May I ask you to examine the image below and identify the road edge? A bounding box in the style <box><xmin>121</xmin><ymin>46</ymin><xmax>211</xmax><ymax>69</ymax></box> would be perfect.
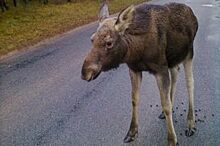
<box><xmin>0</xmin><ymin>20</ymin><xmax>99</xmax><ymax>62</ymax></box>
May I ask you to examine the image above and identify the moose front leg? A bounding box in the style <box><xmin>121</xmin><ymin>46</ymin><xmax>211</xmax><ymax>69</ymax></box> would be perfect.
<box><xmin>124</xmin><ymin>69</ymin><xmax>142</xmax><ymax>143</ymax></box>
<box><xmin>155</xmin><ymin>70</ymin><xmax>177</xmax><ymax>146</ymax></box>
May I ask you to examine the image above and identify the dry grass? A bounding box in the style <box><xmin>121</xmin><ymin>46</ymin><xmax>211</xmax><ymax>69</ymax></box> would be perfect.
<box><xmin>0</xmin><ymin>0</ymin><xmax>146</xmax><ymax>56</ymax></box>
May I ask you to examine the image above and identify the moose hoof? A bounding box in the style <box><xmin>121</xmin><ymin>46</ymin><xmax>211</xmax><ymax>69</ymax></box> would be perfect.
<box><xmin>123</xmin><ymin>130</ymin><xmax>138</xmax><ymax>143</ymax></box>
<box><xmin>158</xmin><ymin>112</ymin><xmax>166</xmax><ymax>119</ymax></box>
<box><xmin>168</xmin><ymin>139</ymin><xmax>178</xmax><ymax>146</ymax></box>
<box><xmin>185</xmin><ymin>127</ymin><xmax>196</xmax><ymax>137</ymax></box>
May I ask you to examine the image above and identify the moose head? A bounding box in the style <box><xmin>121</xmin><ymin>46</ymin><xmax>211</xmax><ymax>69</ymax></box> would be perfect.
<box><xmin>81</xmin><ymin>0</ymin><xmax>135</xmax><ymax>81</ymax></box>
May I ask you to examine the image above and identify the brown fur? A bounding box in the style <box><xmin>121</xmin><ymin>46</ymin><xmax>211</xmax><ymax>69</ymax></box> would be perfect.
<box><xmin>81</xmin><ymin>2</ymin><xmax>198</xmax><ymax>146</ymax></box>
<box><xmin>122</xmin><ymin>3</ymin><xmax>198</xmax><ymax>73</ymax></box>
<box><xmin>82</xmin><ymin>2</ymin><xmax>198</xmax><ymax>77</ymax></box>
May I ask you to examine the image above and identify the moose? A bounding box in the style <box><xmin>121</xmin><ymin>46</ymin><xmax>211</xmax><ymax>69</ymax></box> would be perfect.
<box><xmin>81</xmin><ymin>1</ymin><xmax>198</xmax><ymax>146</ymax></box>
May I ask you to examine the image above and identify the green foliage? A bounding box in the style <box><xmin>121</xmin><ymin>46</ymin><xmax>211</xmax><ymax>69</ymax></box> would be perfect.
<box><xmin>0</xmin><ymin>0</ymin><xmax>146</xmax><ymax>56</ymax></box>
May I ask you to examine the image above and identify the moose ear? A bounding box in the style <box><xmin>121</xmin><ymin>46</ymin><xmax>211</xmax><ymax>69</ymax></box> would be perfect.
<box><xmin>115</xmin><ymin>5</ymin><xmax>135</xmax><ymax>34</ymax></box>
<box><xmin>99</xmin><ymin>0</ymin><xmax>109</xmax><ymax>22</ymax></box>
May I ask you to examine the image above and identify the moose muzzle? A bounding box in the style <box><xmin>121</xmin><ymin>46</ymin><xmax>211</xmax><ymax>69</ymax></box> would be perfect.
<box><xmin>81</xmin><ymin>60</ymin><xmax>101</xmax><ymax>82</ymax></box>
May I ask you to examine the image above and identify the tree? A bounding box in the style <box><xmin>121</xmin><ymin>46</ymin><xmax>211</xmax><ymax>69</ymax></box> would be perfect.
<box><xmin>0</xmin><ymin>0</ymin><xmax>9</xmax><ymax>12</ymax></box>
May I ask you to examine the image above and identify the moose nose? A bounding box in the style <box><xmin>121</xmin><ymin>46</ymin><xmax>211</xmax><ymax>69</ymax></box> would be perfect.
<box><xmin>81</xmin><ymin>65</ymin><xmax>91</xmax><ymax>81</ymax></box>
<box><xmin>81</xmin><ymin>71</ymin><xmax>87</xmax><ymax>80</ymax></box>
<box><xmin>81</xmin><ymin>68</ymin><xmax>92</xmax><ymax>81</ymax></box>
<box><xmin>81</xmin><ymin>63</ymin><xmax>101</xmax><ymax>82</ymax></box>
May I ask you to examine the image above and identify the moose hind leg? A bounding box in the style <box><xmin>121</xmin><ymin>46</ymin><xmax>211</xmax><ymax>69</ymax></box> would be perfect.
<box><xmin>155</xmin><ymin>70</ymin><xmax>177</xmax><ymax>146</ymax></box>
<box><xmin>124</xmin><ymin>69</ymin><xmax>142</xmax><ymax>143</ymax></box>
<box><xmin>159</xmin><ymin>67</ymin><xmax>179</xmax><ymax>119</ymax></box>
<box><xmin>183</xmin><ymin>58</ymin><xmax>196</xmax><ymax>137</ymax></box>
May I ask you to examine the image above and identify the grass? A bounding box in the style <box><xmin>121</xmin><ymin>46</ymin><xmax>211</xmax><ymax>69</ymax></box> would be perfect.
<box><xmin>0</xmin><ymin>0</ymin><xmax>146</xmax><ymax>57</ymax></box>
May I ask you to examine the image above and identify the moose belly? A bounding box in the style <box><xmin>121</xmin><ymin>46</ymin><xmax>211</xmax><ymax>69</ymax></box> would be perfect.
<box><xmin>128</xmin><ymin>61</ymin><xmax>161</xmax><ymax>74</ymax></box>
<box><xmin>166</xmin><ymin>46</ymin><xmax>190</xmax><ymax>68</ymax></box>
<box><xmin>166</xmin><ymin>33</ymin><xmax>192</xmax><ymax>68</ymax></box>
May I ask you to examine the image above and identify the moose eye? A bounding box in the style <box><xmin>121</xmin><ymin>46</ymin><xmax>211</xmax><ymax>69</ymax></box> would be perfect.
<box><xmin>106</xmin><ymin>41</ymin><xmax>113</xmax><ymax>49</ymax></box>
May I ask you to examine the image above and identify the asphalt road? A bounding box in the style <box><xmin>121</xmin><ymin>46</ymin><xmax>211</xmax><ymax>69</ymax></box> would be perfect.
<box><xmin>0</xmin><ymin>0</ymin><xmax>220</xmax><ymax>146</ymax></box>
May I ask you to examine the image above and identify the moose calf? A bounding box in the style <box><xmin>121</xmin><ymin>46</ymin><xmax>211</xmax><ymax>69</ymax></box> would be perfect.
<box><xmin>81</xmin><ymin>1</ymin><xmax>198</xmax><ymax>146</ymax></box>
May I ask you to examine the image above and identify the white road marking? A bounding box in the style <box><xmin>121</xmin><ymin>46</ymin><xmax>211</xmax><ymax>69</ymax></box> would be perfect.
<box><xmin>202</xmin><ymin>4</ymin><xmax>214</xmax><ymax>7</ymax></box>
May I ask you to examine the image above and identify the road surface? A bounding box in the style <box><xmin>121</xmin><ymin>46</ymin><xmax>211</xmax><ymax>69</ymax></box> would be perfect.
<box><xmin>0</xmin><ymin>0</ymin><xmax>220</xmax><ymax>145</ymax></box>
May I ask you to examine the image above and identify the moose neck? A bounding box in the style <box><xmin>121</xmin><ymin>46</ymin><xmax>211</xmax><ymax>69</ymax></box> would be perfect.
<box><xmin>120</xmin><ymin>33</ymin><xmax>144</xmax><ymax>64</ymax></box>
